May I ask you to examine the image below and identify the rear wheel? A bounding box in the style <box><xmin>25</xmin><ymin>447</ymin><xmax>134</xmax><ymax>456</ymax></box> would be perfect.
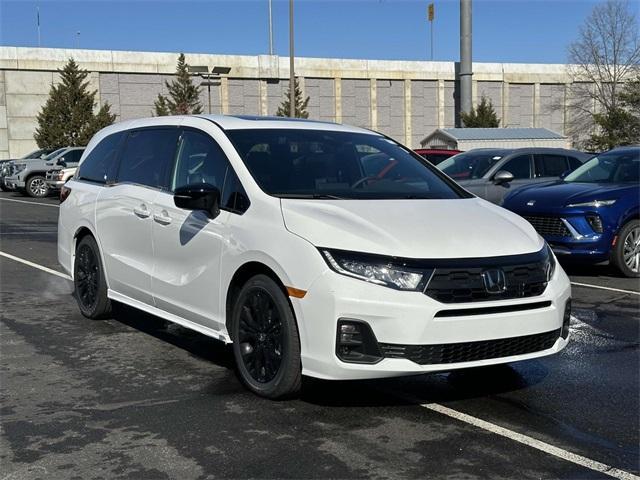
<box><xmin>231</xmin><ymin>274</ymin><xmax>301</xmax><ymax>399</ymax></box>
<box><xmin>612</xmin><ymin>220</ymin><xmax>640</xmax><ymax>278</ymax></box>
<box><xmin>26</xmin><ymin>175</ymin><xmax>49</xmax><ymax>198</ymax></box>
<box><xmin>74</xmin><ymin>235</ymin><xmax>112</xmax><ymax>318</ymax></box>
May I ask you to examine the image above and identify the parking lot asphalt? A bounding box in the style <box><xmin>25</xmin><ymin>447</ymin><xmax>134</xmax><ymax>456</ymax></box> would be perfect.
<box><xmin>1</xmin><ymin>190</ymin><xmax>638</xmax><ymax>480</ymax></box>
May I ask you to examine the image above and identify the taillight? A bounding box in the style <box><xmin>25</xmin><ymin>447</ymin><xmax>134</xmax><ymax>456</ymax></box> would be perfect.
<box><xmin>60</xmin><ymin>185</ymin><xmax>72</xmax><ymax>203</ymax></box>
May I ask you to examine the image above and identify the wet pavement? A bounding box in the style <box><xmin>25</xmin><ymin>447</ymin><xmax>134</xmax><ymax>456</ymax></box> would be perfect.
<box><xmin>1</xmin><ymin>191</ymin><xmax>638</xmax><ymax>479</ymax></box>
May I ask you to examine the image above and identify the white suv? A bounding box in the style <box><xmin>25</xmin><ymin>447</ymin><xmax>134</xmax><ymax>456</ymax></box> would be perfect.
<box><xmin>58</xmin><ymin>115</ymin><xmax>571</xmax><ymax>398</ymax></box>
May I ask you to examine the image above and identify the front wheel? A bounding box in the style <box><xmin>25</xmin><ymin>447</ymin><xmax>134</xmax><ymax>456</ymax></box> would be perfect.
<box><xmin>231</xmin><ymin>274</ymin><xmax>301</xmax><ymax>399</ymax></box>
<box><xmin>612</xmin><ymin>220</ymin><xmax>640</xmax><ymax>277</ymax></box>
<box><xmin>74</xmin><ymin>235</ymin><xmax>112</xmax><ymax>318</ymax></box>
<box><xmin>26</xmin><ymin>175</ymin><xmax>49</xmax><ymax>198</ymax></box>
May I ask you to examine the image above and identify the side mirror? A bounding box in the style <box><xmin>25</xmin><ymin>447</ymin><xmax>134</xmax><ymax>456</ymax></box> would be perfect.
<box><xmin>493</xmin><ymin>170</ymin><xmax>514</xmax><ymax>185</ymax></box>
<box><xmin>174</xmin><ymin>184</ymin><xmax>221</xmax><ymax>218</ymax></box>
<box><xmin>58</xmin><ymin>161</ymin><xmax>68</xmax><ymax>168</ymax></box>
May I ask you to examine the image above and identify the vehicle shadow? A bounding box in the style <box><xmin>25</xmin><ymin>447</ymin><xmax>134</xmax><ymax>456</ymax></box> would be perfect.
<box><xmin>560</xmin><ymin>260</ymin><xmax>623</xmax><ymax>279</ymax></box>
<box><xmin>109</xmin><ymin>301</ymin><xmax>548</xmax><ymax>407</ymax></box>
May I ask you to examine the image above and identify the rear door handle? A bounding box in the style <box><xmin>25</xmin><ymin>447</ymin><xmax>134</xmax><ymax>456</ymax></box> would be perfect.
<box><xmin>133</xmin><ymin>204</ymin><xmax>150</xmax><ymax>218</ymax></box>
<box><xmin>153</xmin><ymin>210</ymin><xmax>172</xmax><ymax>225</ymax></box>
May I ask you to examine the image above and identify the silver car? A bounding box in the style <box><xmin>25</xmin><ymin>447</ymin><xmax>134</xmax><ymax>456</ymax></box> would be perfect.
<box><xmin>4</xmin><ymin>147</ymin><xmax>85</xmax><ymax>198</ymax></box>
<box><xmin>437</xmin><ymin>147</ymin><xmax>592</xmax><ymax>204</ymax></box>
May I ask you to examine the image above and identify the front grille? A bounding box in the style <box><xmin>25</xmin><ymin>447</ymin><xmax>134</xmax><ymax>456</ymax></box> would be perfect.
<box><xmin>524</xmin><ymin>216</ymin><xmax>570</xmax><ymax>237</ymax></box>
<box><xmin>425</xmin><ymin>262</ymin><xmax>548</xmax><ymax>303</ymax></box>
<box><xmin>379</xmin><ymin>329</ymin><xmax>560</xmax><ymax>365</ymax></box>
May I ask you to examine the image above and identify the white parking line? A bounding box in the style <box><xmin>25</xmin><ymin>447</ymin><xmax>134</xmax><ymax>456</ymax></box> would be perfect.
<box><xmin>423</xmin><ymin>403</ymin><xmax>640</xmax><ymax>480</ymax></box>
<box><xmin>2</xmin><ymin>250</ymin><xmax>638</xmax><ymax>480</ymax></box>
<box><xmin>571</xmin><ymin>282</ymin><xmax>639</xmax><ymax>296</ymax></box>
<box><xmin>0</xmin><ymin>197</ymin><xmax>59</xmax><ymax>207</ymax></box>
<box><xmin>0</xmin><ymin>251</ymin><xmax>71</xmax><ymax>280</ymax></box>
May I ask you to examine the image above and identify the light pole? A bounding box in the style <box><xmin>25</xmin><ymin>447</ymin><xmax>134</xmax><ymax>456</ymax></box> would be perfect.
<box><xmin>289</xmin><ymin>0</ymin><xmax>295</xmax><ymax>117</ymax></box>
<box><xmin>189</xmin><ymin>65</ymin><xmax>231</xmax><ymax>115</ymax></box>
<box><xmin>268</xmin><ymin>0</ymin><xmax>274</xmax><ymax>55</ymax></box>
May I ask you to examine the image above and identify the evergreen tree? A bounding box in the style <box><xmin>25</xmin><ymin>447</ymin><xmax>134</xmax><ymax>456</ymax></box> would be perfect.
<box><xmin>153</xmin><ymin>94</ymin><xmax>170</xmax><ymax>116</ymax></box>
<box><xmin>460</xmin><ymin>96</ymin><xmax>500</xmax><ymax>128</ymax></box>
<box><xmin>34</xmin><ymin>58</ymin><xmax>115</xmax><ymax>148</ymax></box>
<box><xmin>154</xmin><ymin>53</ymin><xmax>203</xmax><ymax>116</ymax></box>
<box><xmin>276</xmin><ymin>78</ymin><xmax>309</xmax><ymax>118</ymax></box>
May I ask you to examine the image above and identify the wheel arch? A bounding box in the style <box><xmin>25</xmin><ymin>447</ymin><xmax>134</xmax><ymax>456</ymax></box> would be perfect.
<box><xmin>71</xmin><ymin>225</ymin><xmax>110</xmax><ymax>288</ymax></box>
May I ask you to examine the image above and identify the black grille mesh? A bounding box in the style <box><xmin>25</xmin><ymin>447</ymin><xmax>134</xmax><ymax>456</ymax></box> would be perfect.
<box><xmin>379</xmin><ymin>329</ymin><xmax>560</xmax><ymax>365</ymax></box>
<box><xmin>425</xmin><ymin>262</ymin><xmax>548</xmax><ymax>303</ymax></box>
<box><xmin>523</xmin><ymin>216</ymin><xmax>571</xmax><ymax>237</ymax></box>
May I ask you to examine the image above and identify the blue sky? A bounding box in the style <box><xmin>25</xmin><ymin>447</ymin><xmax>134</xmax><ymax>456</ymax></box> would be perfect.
<box><xmin>0</xmin><ymin>0</ymin><xmax>604</xmax><ymax>63</ymax></box>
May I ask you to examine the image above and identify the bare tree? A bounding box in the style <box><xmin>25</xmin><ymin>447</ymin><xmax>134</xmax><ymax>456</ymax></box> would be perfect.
<box><xmin>566</xmin><ymin>0</ymin><xmax>640</xmax><ymax>149</ymax></box>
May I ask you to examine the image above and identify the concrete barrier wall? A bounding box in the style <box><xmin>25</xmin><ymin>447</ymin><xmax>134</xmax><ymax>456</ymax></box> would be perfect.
<box><xmin>0</xmin><ymin>47</ymin><xmax>577</xmax><ymax>159</ymax></box>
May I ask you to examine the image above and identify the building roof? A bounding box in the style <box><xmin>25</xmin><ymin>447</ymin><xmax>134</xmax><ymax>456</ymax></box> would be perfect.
<box><xmin>434</xmin><ymin>128</ymin><xmax>566</xmax><ymax>142</ymax></box>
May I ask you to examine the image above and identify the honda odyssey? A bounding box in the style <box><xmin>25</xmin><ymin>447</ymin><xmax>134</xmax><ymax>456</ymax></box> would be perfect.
<box><xmin>58</xmin><ymin>115</ymin><xmax>571</xmax><ymax>399</ymax></box>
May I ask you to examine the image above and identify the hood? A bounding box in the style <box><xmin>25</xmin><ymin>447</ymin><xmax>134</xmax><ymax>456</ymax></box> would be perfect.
<box><xmin>504</xmin><ymin>181</ymin><xmax>635</xmax><ymax>210</ymax></box>
<box><xmin>281</xmin><ymin>198</ymin><xmax>543</xmax><ymax>259</ymax></box>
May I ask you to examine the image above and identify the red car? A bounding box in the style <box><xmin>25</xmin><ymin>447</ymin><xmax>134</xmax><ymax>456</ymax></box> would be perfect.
<box><xmin>414</xmin><ymin>148</ymin><xmax>462</xmax><ymax>165</ymax></box>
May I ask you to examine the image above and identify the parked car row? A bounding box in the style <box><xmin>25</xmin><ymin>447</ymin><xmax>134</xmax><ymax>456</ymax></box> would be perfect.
<box><xmin>1</xmin><ymin>146</ymin><xmax>84</xmax><ymax>197</ymax></box>
<box><xmin>426</xmin><ymin>145</ymin><xmax>638</xmax><ymax>277</ymax></box>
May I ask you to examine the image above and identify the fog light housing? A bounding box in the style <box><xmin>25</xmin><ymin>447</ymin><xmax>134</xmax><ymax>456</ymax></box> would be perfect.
<box><xmin>336</xmin><ymin>319</ymin><xmax>383</xmax><ymax>364</ymax></box>
<box><xmin>561</xmin><ymin>299</ymin><xmax>571</xmax><ymax>339</ymax></box>
<box><xmin>586</xmin><ymin>215</ymin><xmax>603</xmax><ymax>233</ymax></box>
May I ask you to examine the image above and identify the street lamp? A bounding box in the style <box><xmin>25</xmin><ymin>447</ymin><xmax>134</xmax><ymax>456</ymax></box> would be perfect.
<box><xmin>188</xmin><ymin>65</ymin><xmax>231</xmax><ymax>115</ymax></box>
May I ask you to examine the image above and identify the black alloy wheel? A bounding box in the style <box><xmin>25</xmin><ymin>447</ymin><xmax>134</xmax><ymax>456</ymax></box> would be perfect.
<box><xmin>232</xmin><ymin>275</ymin><xmax>301</xmax><ymax>399</ymax></box>
<box><xmin>74</xmin><ymin>235</ymin><xmax>112</xmax><ymax>319</ymax></box>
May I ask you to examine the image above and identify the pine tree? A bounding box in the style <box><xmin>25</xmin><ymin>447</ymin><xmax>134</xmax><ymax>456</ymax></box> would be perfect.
<box><xmin>154</xmin><ymin>53</ymin><xmax>203</xmax><ymax>116</ymax></box>
<box><xmin>460</xmin><ymin>96</ymin><xmax>500</xmax><ymax>128</ymax></box>
<box><xmin>34</xmin><ymin>58</ymin><xmax>115</xmax><ymax>149</ymax></box>
<box><xmin>276</xmin><ymin>78</ymin><xmax>310</xmax><ymax>118</ymax></box>
<box><xmin>154</xmin><ymin>94</ymin><xmax>170</xmax><ymax>116</ymax></box>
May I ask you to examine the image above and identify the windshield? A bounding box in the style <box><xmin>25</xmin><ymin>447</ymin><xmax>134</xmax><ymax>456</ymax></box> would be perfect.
<box><xmin>564</xmin><ymin>150</ymin><xmax>639</xmax><ymax>184</ymax></box>
<box><xmin>438</xmin><ymin>150</ymin><xmax>508</xmax><ymax>180</ymax></box>
<box><xmin>226</xmin><ymin>129</ymin><xmax>468</xmax><ymax>200</ymax></box>
<box><xmin>43</xmin><ymin>148</ymin><xmax>67</xmax><ymax>161</ymax></box>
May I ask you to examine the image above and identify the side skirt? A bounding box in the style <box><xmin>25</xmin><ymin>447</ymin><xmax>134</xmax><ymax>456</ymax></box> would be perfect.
<box><xmin>107</xmin><ymin>289</ymin><xmax>231</xmax><ymax>344</ymax></box>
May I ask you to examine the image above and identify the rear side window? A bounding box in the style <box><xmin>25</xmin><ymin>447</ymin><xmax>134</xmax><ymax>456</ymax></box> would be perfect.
<box><xmin>77</xmin><ymin>132</ymin><xmax>125</xmax><ymax>184</ymax></box>
<box><xmin>501</xmin><ymin>155</ymin><xmax>532</xmax><ymax>179</ymax></box>
<box><xmin>534</xmin><ymin>154</ymin><xmax>568</xmax><ymax>177</ymax></box>
<box><xmin>118</xmin><ymin>128</ymin><xmax>179</xmax><ymax>189</ymax></box>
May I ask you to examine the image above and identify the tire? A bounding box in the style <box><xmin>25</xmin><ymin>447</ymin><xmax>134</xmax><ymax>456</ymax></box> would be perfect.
<box><xmin>74</xmin><ymin>235</ymin><xmax>112</xmax><ymax>319</ymax></box>
<box><xmin>231</xmin><ymin>274</ymin><xmax>302</xmax><ymax>399</ymax></box>
<box><xmin>612</xmin><ymin>220</ymin><xmax>640</xmax><ymax>277</ymax></box>
<box><xmin>25</xmin><ymin>175</ymin><xmax>49</xmax><ymax>198</ymax></box>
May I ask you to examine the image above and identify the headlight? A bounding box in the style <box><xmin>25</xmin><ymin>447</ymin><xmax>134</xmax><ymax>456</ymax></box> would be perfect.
<box><xmin>566</xmin><ymin>199</ymin><xmax>616</xmax><ymax>208</ymax></box>
<box><xmin>544</xmin><ymin>244</ymin><xmax>556</xmax><ymax>282</ymax></box>
<box><xmin>321</xmin><ymin>249</ymin><xmax>432</xmax><ymax>291</ymax></box>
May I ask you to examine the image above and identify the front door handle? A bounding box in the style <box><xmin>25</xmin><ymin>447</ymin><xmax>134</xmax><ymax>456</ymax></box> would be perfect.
<box><xmin>153</xmin><ymin>210</ymin><xmax>172</xmax><ymax>225</ymax></box>
<box><xmin>133</xmin><ymin>204</ymin><xmax>150</xmax><ymax>218</ymax></box>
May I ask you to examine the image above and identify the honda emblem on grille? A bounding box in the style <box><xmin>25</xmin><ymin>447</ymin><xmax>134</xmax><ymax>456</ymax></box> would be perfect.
<box><xmin>481</xmin><ymin>269</ymin><xmax>507</xmax><ymax>294</ymax></box>
<box><xmin>527</xmin><ymin>200</ymin><xmax>536</xmax><ymax>206</ymax></box>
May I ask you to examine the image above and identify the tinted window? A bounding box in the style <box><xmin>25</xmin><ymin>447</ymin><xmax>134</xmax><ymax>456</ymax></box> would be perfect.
<box><xmin>221</xmin><ymin>168</ymin><xmax>250</xmax><ymax>214</ymax></box>
<box><xmin>172</xmin><ymin>130</ymin><xmax>228</xmax><ymax>192</ymax></box>
<box><xmin>172</xmin><ymin>129</ymin><xmax>249</xmax><ymax>214</ymax></box>
<box><xmin>534</xmin><ymin>154</ymin><xmax>568</xmax><ymax>177</ymax></box>
<box><xmin>565</xmin><ymin>150</ymin><xmax>640</xmax><ymax>183</ymax></box>
<box><xmin>61</xmin><ymin>149</ymin><xmax>83</xmax><ymax>165</ymax></box>
<box><xmin>424</xmin><ymin>153</ymin><xmax>453</xmax><ymax>165</ymax></box>
<box><xmin>227</xmin><ymin>129</ymin><xmax>466</xmax><ymax>200</ymax></box>
<box><xmin>501</xmin><ymin>155</ymin><xmax>532</xmax><ymax>179</ymax></box>
<box><xmin>439</xmin><ymin>151</ymin><xmax>507</xmax><ymax>180</ymax></box>
<box><xmin>567</xmin><ymin>156</ymin><xmax>583</xmax><ymax>171</ymax></box>
<box><xmin>118</xmin><ymin>129</ymin><xmax>179</xmax><ymax>189</ymax></box>
<box><xmin>77</xmin><ymin>132</ymin><xmax>125</xmax><ymax>184</ymax></box>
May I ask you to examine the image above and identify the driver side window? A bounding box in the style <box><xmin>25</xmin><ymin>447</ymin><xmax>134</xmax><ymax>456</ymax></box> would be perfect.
<box><xmin>172</xmin><ymin>130</ymin><xmax>228</xmax><ymax>192</ymax></box>
<box><xmin>501</xmin><ymin>155</ymin><xmax>532</xmax><ymax>179</ymax></box>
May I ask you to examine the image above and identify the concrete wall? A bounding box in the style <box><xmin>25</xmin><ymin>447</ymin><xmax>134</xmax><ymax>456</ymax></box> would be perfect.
<box><xmin>0</xmin><ymin>46</ymin><xmax>579</xmax><ymax>159</ymax></box>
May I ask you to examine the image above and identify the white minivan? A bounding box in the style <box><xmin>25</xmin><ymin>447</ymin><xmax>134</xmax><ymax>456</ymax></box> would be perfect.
<box><xmin>58</xmin><ymin>115</ymin><xmax>571</xmax><ymax>398</ymax></box>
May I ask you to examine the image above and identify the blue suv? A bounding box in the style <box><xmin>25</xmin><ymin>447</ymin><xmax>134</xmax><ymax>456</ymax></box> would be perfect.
<box><xmin>502</xmin><ymin>146</ymin><xmax>639</xmax><ymax>277</ymax></box>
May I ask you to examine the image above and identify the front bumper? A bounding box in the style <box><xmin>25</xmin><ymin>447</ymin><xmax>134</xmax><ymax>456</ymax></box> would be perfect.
<box><xmin>4</xmin><ymin>176</ymin><xmax>25</xmax><ymax>189</ymax></box>
<box><xmin>46</xmin><ymin>180</ymin><xmax>65</xmax><ymax>189</ymax></box>
<box><xmin>294</xmin><ymin>265</ymin><xmax>571</xmax><ymax>380</ymax></box>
